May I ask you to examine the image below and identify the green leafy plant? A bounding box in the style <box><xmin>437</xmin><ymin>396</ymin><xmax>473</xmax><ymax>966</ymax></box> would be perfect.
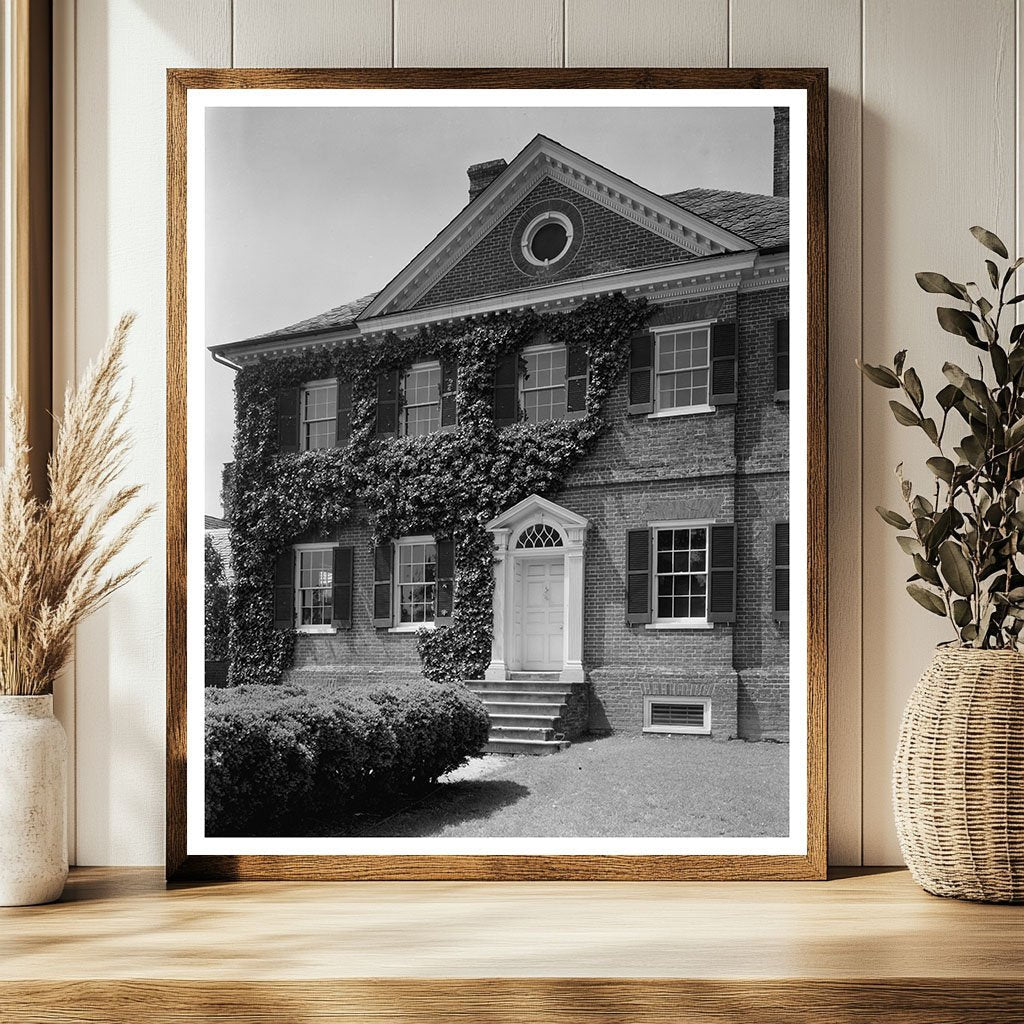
<box><xmin>859</xmin><ymin>226</ymin><xmax>1024</xmax><ymax>648</ymax></box>
<box><xmin>204</xmin><ymin>536</ymin><xmax>230</xmax><ymax>662</ymax></box>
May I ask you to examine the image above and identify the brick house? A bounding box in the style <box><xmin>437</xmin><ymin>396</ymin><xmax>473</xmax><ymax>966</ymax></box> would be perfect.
<box><xmin>210</xmin><ymin>113</ymin><xmax>790</xmax><ymax>751</ymax></box>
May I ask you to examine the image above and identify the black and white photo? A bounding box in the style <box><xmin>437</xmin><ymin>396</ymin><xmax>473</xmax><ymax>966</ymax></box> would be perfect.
<box><xmin>170</xmin><ymin>75</ymin><xmax>824</xmax><ymax>877</ymax></box>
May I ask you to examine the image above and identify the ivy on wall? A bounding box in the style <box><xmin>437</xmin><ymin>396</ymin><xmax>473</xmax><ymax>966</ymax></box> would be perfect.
<box><xmin>204</xmin><ymin>537</ymin><xmax>231</xmax><ymax>662</ymax></box>
<box><xmin>227</xmin><ymin>293</ymin><xmax>652</xmax><ymax>686</ymax></box>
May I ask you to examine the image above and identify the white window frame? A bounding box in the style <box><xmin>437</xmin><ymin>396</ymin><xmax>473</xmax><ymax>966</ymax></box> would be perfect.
<box><xmin>401</xmin><ymin>360</ymin><xmax>442</xmax><ymax>437</ymax></box>
<box><xmin>389</xmin><ymin>534</ymin><xmax>439</xmax><ymax>634</ymax></box>
<box><xmin>300</xmin><ymin>379</ymin><xmax>338</xmax><ymax>451</ymax></box>
<box><xmin>293</xmin><ymin>542</ymin><xmax>336</xmax><ymax>634</ymax></box>
<box><xmin>650</xmin><ymin>321</ymin><xmax>715</xmax><ymax>419</ymax></box>
<box><xmin>643</xmin><ymin>695</ymin><xmax>712</xmax><ymax>735</ymax></box>
<box><xmin>520</xmin><ymin>341</ymin><xmax>568</xmax><ymax>424</ymax></box>
<box><xmin>520</xmin><ymin>210</ymin><xmax>574</xmax><ymax>267</ymax></box>
<box><xmin>646</xmin><ymin>520</ymin><xmax>714</xmax><ymax>631</ymax></box>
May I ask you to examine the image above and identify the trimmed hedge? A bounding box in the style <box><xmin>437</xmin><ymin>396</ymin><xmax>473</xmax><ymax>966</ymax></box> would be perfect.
<box><xmin>205</xmin><ymin>680</ymin><xmax>490</xmax><ymax>836</ymax></box>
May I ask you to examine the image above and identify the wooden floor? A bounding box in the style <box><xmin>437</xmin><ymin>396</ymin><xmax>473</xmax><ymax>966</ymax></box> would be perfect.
<box><xmin>2</xmin><ymin>867</ymin><xmax>1022</xmax><ymax>1022</ymax></box>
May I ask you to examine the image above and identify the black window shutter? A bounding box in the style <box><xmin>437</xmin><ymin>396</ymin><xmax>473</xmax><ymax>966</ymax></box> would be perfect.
<box><xmin>773</xmin><ymin>522</ymin><xmax>790</xmax><ymax>621</ymax></box>
<box><xmin>709</xmin><ymin>321</ymin><xmax>738</xmax><ymax>406</ymax></box>
<box><xmin>276</xmin><ymin>387</ymin><xmax>300</xmax><ymax>453</ymax></box>
<box><xmin>625</xmin><ymin>528</ymin><xmax>653</xmax><ymax>624</ymax></box>
<box><xmin>707</xmin><ymin>524</ymin><xmax>737</xmax><ymax>623</ymax></box>
<box><xmin>492</xmin><ymin>351</ymin><xmax>519</xmax><ymax>427</ymax></box>
<box><xmin>273</xmin><ymin>549</ymin><xmax>294</xmax><ymax>629</ymax></box>
<box><xmin>435</xmin><ymin>539</ymin><xmax>455</xmax><ymax>624</ymax></box>
<box><xmin>565</xmin><ymin>343</ymin><xmax>589</xmax><ymax>419</ymax></box>
<box><xmin>375</xmin><ymin>369</ymin><xmax>400</xmax><ymax>437</ymax></box>
<box><xmin>627</xmin><ymin>333</ymin><xmax>654</xmax><ymax>414</ymax></box>
<box><xmin>440</xmin><ymin>361</ymin><xmax>458</xmax><ymax>430</ymax></box>
<box><xmin>775</xmin><ymin>318</ymin><xmax>790</xmax><ymax>395</ymax></box>
<box><xmin>372</xmin><ymin>543</ymin><xmax>393</xmax><ymax>627</ymax></box>
<box><xmin>331</xmin><ymin>546</ymin><xmax>354</xmax><ymax>628</ymax></box>
<box><xmin>335</xmin><ymin>378</ymin><xmax>352</xmax><ymax>446</ymax></box>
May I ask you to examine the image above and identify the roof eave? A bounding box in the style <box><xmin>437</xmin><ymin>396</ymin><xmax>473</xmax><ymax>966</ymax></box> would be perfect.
<box><xmin>215</xmin><ymin>248</ymin><xmax>786</xmax><ymax>363</ymax></box>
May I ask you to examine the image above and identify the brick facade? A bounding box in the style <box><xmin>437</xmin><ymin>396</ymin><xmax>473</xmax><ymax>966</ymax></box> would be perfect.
<box><xmin>221</xmin><ymin>139</ymin><xmax>791</xmax><ymax>743</ymax></box>
<box><xmin>285</xmin><ymin>507</ymin><xmax>424</xmax><ymax>686</ymax></box>
<box><xmin>541</xmin><ymin>286</ymin><xmax>789</xmax><ymax>739</ymax></box>
<box><xmin>276</xmin><ymin>284</ymin><xmax>789</xmax><ymax>741</ymax></box>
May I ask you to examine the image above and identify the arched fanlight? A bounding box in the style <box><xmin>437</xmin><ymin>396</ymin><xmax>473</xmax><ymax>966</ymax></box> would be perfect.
<box><xmin>516</xmin><ymin>522</ymin><xmax>563</xmax><ymax>549</ymax></box>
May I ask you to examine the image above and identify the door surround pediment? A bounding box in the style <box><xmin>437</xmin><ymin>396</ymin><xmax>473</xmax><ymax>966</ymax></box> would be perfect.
<box><xmin>485</xmin><ymin>495</ymin><xmax>588</xmax><ymax>684</ymax></box>
<box><xmin>486</xmin><ymin>493</ymin><xmax>589</xmax><ymax>545</ymax></box>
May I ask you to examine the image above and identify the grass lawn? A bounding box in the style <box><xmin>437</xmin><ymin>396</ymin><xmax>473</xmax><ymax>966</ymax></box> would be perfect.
<box><xmin>343</xmin><ymin>733</ymin><xmax>788</xmax><ymax>839</ymax></box>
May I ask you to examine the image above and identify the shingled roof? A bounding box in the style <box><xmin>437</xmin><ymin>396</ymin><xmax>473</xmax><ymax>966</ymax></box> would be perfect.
<box><xmin>220</xmin><ymin>190</ymin><xmax>785</xmax><ymax>349</ymax></box>
<box><xmin>241</xmin><ymin>292</ymin><xmax>378</xmax><ymax>343</ymax></box>
<box><xmin>664</xmin><ymin>188</ymin><xmax>788</xmax><ymax>249</ymax></box>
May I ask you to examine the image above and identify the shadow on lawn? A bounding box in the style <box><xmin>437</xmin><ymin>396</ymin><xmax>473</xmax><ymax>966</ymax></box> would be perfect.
<box><xmin>352</xmin><ymin>778</ymin><xmax>532</xmax><ymax>838</ymax></box>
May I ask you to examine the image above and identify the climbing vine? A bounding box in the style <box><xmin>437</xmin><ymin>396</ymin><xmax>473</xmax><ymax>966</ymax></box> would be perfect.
<box><xmin>227</xmin><ymin>292</ymin><xmax>652</xmax><ymax>686</ymax></box>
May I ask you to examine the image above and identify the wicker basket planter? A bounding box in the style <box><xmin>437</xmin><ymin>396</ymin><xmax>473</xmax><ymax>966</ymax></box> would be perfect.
<box><xmin>893</xmin><ymin>648</ymin><xmax>1024</xmax><ymax>902</ymax></box>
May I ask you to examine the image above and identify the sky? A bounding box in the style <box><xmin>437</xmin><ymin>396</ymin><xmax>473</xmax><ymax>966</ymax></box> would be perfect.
<box><xmin>204</xmin><ymin>104</ymin><xmax>774</xmax><ymax>516</ymax></box>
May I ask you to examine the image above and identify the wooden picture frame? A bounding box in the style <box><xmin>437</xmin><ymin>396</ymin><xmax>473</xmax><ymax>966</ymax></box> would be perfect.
<box><xmin>167</xmin><ymin>68</ymin><xmax>827</xmax><ymax>881</ymax></box>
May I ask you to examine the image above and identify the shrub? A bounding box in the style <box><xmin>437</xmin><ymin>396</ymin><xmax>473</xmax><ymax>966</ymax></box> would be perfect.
<box><xmin>205</xmin><ymin>680</ymin><xmax>490</xmax><ymax>835</ymax></box>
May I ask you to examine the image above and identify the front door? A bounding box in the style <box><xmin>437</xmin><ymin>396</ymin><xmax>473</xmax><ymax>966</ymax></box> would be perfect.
<box><xmin>520</xmin><ymin>557</ymin><xmax>564</xmax><ymax>671</ymax></box>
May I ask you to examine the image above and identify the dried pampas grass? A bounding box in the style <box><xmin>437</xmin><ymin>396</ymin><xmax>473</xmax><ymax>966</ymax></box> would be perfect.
<box><xmin>0</xmin><ymin>313</ymin><xmax>153</xmax><ymax>695</ymax></box>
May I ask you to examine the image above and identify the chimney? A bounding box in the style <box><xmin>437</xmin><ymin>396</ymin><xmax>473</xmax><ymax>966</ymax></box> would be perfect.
<box><xmin>467</xmin><ymin>158</ymin><xmax>508</xmax><ymax>201</ymax></box>
<box><xmin>773</xmin><ymin>107</ymin><xmax>789</xmax><ymax>198</ymax></box>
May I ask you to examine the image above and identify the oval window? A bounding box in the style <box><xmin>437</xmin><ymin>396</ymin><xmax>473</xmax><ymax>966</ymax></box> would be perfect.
<box><xmin>521</xmin><ymin>211</ymin><xmax>573</xmax><ymax>267</ymax></box>
<box><xmin>530</xmin><ymin>222</ymin><xmax>568</xmax><ymax>261</ymax></box>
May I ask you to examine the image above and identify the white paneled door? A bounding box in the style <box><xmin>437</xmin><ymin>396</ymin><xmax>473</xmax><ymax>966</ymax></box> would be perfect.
<box><xmin>520</xmin><ymin>558</ymin><xmax>565</xmax><ymax>671</ymax></box>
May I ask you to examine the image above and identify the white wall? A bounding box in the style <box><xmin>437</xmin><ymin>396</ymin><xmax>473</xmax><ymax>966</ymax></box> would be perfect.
<box><xmin>53</xmin><ymin>0</ymin><xmax>1024</xmax><ymax>866</ymax></box>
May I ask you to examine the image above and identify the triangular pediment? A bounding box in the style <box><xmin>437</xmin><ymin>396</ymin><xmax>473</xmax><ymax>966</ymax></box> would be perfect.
<box><xmin>359</xmin><ymin>135</ymin><xmax>755</xmax><ymax>320</ymax></box>
<box><xmin>486</xmin><ymin>494</ymin><xmax>589</xmax><ymax>535</ymax></box>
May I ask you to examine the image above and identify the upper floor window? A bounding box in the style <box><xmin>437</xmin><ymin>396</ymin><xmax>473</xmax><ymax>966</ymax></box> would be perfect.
<box><xmin>296</xmin><ymin>546</ymin><xmax>333</xmax><ymax>626</ymax></box>
<box><xmin>301</xmin><ymin>381</ymin><xmax>338</xmax><ymax>450</ymax></box>
<box><xmin>775</xmin><ymin>318</ymin><xmax>790</xmax><ymax>400</ymax></box>
<box><xmin>655</xmin><ymin>327</ymin><xmax>711</xmax><ymax>413</ymax></box>
<box><xmin>403</xmin><ymin>361</ymin><xmax>441</xmax><ymax>437</ymax></box>
<box><xmin>521</xmin><ymin>344</ymin><xmax>568</xmax><ymax>423</ymax></box>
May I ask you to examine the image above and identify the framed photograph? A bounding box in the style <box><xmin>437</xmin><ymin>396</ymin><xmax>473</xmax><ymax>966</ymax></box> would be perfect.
<box><xmin>167</xmin><ymin>68</ymin><xmax>827</xmax><ymax>881</ymax></box>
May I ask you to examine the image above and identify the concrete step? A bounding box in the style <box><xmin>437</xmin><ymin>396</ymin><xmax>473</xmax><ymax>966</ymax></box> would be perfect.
<box><xmin>469</xmin><ymin>689</ymin><xmax>572</xmax><ymax>704</ymax></box>
<box><xmin>484</xmin><ymin>737</ymin><xmax>571</xmax><ymax>756</ymax></box>
<box><xmin>489</xmin><ymin>725</ymin><xmax>556</xmax><ymax>741</ymax></box>
<box><xmin>466</xmin><ymin>679</ymin><xmax>573</xmax><ymax>694</ymax></box>
<box><xmin>487</xmin><ymin>712</ymin><xmax>562</xmax><ymax>729</ymax></box>
<box><xmin>507</xmin><ymin>671</ymin><xmax>562</xmax><ymax>680</ymax></box>
<box><xmin>482</xmin><ymin>700</ymin><xmax>567</xmax><ymax>716</ymax></box>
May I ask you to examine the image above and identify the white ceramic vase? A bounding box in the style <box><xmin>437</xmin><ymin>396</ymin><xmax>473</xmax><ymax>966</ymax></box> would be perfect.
<box><xmin>0</xmin><ymin>695</ymin><xmax>68</xmax><ymax>906</ymax></box>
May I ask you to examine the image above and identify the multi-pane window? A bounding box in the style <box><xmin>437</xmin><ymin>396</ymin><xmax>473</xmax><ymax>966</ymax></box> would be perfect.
<box><xmin>397</xmin><ymin>540</ymin><xmax>437</xmax><ymax>624</ymax></box>
<box><xmin>522</xmin><ymin>345</ymin><xmax>567</xmax><ymax>423</ymax></box>
<box><xmin>654</xmin><ymin>526</ymin><xmax>708</xmax><ymax>621</ymax></box>
<box><xmin>403</xmin><ymin>362</ymin><xmax>441</xmax><ymax>436</ymax></box>
<box><xmin>297</xmin><ymin>548</ymin><xmax>333</xmax><ymax>626</ymax></box>
<box><xmin>655</xmin><ymin>328</ymin><xmax>710</xmax><ymax>412</ymax></box>
<box><xmin>775</xmin><ymin>318</ymin><xmax>790</xmax><ymax>395</ymax></box>
<box><xmin>301</xmin><ymin>382</ymin><xmax>337</xmax><ymax>450</ymax></box>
